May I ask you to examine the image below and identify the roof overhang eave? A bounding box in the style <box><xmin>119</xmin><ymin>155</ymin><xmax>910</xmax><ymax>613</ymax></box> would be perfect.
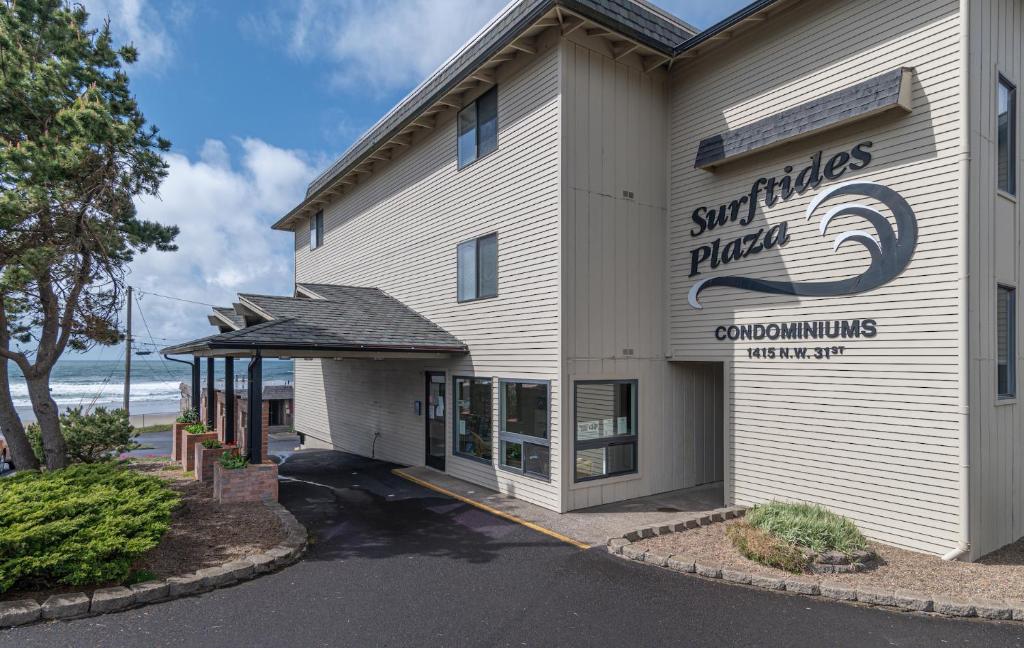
<box><xmin>162</xmin><ymin>340</ymin><xmax>469</xmax><ymax>357</ymax></box>
<box><xmin>272</xmin><ymin>0</ymin><xmax>691</xmax><ymax>232</ymax></box>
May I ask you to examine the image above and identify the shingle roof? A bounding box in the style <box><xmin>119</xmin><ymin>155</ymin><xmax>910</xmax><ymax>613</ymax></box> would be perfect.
<box><xmin>262</xmin><ymin>384</ymin><xmax>294</xmax><ymax>401</ymax></box>
<box><xmin>163</xmin><ymin>287</ymin><xmax>467</xmax><ymax>355</ymax></box>
<box><xmin>212</xmin><ymin>306</ymin><xmax>245</xmax><ymax>330</ymax></box>
<box><xmin>694</xmin><ymin>67</ymin><xmax>912</xmax><ymax>169</ymax></box>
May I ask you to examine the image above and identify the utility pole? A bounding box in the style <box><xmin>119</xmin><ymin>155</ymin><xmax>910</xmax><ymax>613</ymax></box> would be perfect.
<box><xmin>124</xmin><ymin>285</ymin><xmax>132</xmax><ymax>415</ymax></box>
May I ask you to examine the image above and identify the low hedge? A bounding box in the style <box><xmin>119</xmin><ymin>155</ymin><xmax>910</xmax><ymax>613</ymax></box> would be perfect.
<box><xmin>0</xmin><ymin>462</ymin><xmax>180</xmax><ymax>593</ymax></box>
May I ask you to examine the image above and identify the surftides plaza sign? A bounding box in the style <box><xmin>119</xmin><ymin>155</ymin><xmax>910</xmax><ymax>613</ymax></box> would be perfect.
<box><xmin>686</xmin><ymin>141</ymin><xmax>918</xmax><ymax>310</ymax></box>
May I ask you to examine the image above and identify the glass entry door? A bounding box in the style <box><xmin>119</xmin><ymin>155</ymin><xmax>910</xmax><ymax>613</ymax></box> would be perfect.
<box><xmin>425</xmin><ymin>372</ymin><xmax>446</xmax><ymax>470</ymax></box>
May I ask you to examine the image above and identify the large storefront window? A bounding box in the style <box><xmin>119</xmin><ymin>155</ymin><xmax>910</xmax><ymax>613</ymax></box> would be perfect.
<box><xmin>499</xmin><ymin>379</ymin><xmax>549</xmax><ymax>478</ymax></box>
<box><xmin>574</xmin><ymin>380</ymin><xmax>637</xmax><ymax>482</ymax></box>
<box><xmin>454</xmin><ymin>376</ymin><xmax>492</xmax><ymax>462</ymax></box>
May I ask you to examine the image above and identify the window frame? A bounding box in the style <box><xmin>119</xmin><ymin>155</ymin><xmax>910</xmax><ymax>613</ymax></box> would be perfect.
<box><xmin>452</xmin><ymin>375</ymin><xmax>494</xmax><ymax>465</ymax></box>
<box><xmin>997</xmin><ymin>284</ymin><xmax>1017</xmax><ymax>401</ymax></box>
<box><xmin>457</xmin><ymin>86</ymin><xmax>499</xmax><ymax>170</ymax></box>
<box><xmin>573</xmin><ymin>379</ymin><xmax>639</xmax><ymax>483</ymax></box>
<box><xmin>310</xmin><ymin>210</ymin><xmax>324</xmax><ymax>251</ymax></box>
<box><xmin>456</xmin><ymin>233</ymin><xmax>498</xmax><ymax>303</ymax></box>
<box><xmin>498</xmin><ymin>378</ymin><xmax>551</xmax><ymax>480</ymax></box>
<box><xmin>997</xmin><ymin>74</ymin><xmax>1017</xmax><ymax>198</ymax></box>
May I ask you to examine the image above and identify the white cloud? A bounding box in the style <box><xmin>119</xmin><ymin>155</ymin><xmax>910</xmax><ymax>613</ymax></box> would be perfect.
<box><xmin>84</xmin><ymin>0</ymin><xmax>180</xmax><ymax>72</ymax></box>
<box><xmin>243</xmin><ymin>0</ymin><xmax>508</xmax><ymax>93</ymax></box>
<box><xmin>126</xmin><ymin>139</ymin><xmax>316</xmax><ymax>347</ymax></box>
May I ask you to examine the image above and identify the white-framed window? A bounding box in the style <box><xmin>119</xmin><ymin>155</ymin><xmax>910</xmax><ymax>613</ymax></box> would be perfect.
<box><xmin>499</xmin><ymin>379</ymin><xmax>549</xmax><ymax>479</ymax></box>
<box><xmin>574</xmin><ymin>380</ymin><xmax>638</xmax><ymax>482</ymax></box>
<box><xmin>998</xmin><ymin>75</ymin><xmax>1017</xmax><ymax>196</ymax></box>
<box><xmin>457</xmin><ymin>86</ymin><xmax>498</xmax><ymax>169</ymax></box>
<box><xmin>998</xmin><ymin>284</ymin><xmax>1017</xmax><ymax>399</ymax></box>
<box><xmin>309</xmin><ymin>210</ymin><xmax>324</xmax><ymax>250</ymax></box>
<box><xmin>457</xmin><ymin>233</ymin><xmax>498</xmax><ymax>302</ymax></box>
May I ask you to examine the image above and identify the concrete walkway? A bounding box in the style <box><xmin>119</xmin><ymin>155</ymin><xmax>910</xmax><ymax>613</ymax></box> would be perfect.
<box><xmin>395</xmin><ymin>465</ymin><xmax>725</xmax><ymax>547</ymax></box>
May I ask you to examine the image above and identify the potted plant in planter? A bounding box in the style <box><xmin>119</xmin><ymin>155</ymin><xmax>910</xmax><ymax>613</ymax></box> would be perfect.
<box><xmin>172</xmin><ymin>409</ymin><xmax>199</xmax><ymax>462</ymax></box>
<box><xmin>180</xmin><ymin>423</ymin><xmax>217</xmax><ymax>472</ymax></box>
<box><xmin>194</xmin><ymin>438</ymin><xmax>232</xmax><ymax>484</ymax></box>
<box><xmin>213</xmin><ymin>450</ymin><xmax>279</xmax><ymax>503</ymax></box>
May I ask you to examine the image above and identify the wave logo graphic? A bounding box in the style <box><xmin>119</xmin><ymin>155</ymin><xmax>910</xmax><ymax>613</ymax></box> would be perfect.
<box><xmin>687</xmin><ymin>181</ymin><xmax>918</xmax><ymax>310</ymax></box>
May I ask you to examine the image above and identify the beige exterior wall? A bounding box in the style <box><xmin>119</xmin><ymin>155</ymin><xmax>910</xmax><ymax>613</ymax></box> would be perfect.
<box><xmin>667</xmin><ymin>0</ymin><xmax>965</xmax><ymax>555</ymax></box>
<box><xmin>558</xmin><ymin>34</ymin><xmax>721</xmax><ymax>510</ymax></box>
<box><xmin>967</xmin><ymin>0</ymin><xmax>1024</xmax><ymax>559</ymax></box>
<box><xmin>293</xmin><ymin>31</ymin><xmax>564</xmax><ymax>510</ymax></box>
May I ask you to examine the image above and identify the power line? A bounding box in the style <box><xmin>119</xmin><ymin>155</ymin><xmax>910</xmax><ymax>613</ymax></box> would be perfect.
<box><xmin>135</xmin><ymin>288</ymin><xmax>219</xmax><ymax>308</ymax></box>
<box><xmin>134</xmin><ymin>291</ymin><xmax>179</xmax><ymax>382</ymax></box>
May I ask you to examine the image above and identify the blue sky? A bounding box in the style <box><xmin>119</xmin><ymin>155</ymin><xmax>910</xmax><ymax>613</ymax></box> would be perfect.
<box><xmin>83</xmin><ymin>0</ymin><xmax>749</xmax><ymax>358</ymax></box>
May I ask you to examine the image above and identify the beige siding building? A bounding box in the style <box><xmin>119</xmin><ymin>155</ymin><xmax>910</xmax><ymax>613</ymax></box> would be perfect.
<box><xmin>235</xmin><ymin>0</ymin><xmax>1021</xmax><ymax>560</ymax></box>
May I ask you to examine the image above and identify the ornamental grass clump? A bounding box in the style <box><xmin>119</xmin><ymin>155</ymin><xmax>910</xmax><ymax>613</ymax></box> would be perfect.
<box><xmin>727</xmin><ymin>501</ymin><xmax>868</xmax><ymax>573</ymax></box>
<box><xmin>0</xmin><ymin>463</ymin><xmax>179</xmax><ymax>593</ymax></box>
<box><xmin>745</xmin><ymin>501</ymin><xmax>868</xmax><ymax>554</ymax></box>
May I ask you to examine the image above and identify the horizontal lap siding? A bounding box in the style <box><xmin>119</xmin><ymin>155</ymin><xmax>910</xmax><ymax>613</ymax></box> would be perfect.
<box><xmin>667</xmin><ymin>0</ymin><xmax>963</xmax><ymax>554</ymax></box>
<box><xmin>967</xmin><ymin>0</ymin><xmax>1024</xmax><ymax>559</ymax></box>
<box><xmin>293</xmin><ymin>40</ymin><xmax>563</xmax><ymax>511</ymax></box>
<box><xmin>560</xmin><ymin>36</ymin><xmax>718</xmax><ymax>510</ymax></box>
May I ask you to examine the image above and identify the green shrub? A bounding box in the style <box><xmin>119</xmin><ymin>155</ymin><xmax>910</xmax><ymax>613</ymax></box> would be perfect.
<box><xmin>218</xmin><ymin>452</ymin><xmax>248</xmax><ymax>470</ymax></box>
<box><xmin>26</xmin><ymin>407</ymin><xmax>139</xmax><ymax>464</ymax></box>
<box><xmin>201</xmin><ymin>438</ymin><xmax>222</xmax><ymax>449</ymax></box>
<box><xmin>727</xmin><ymin>521</ymin><xmax>810</xmax><ymax>573</ymax></box>
<box><xmin>745</xmin><ymin>501</ymin><xmax>868</xmax><ymax>554</ymax></box>
<box><xmin>184</xmin><ymin>423</ymin><xmax>207</xmax><ymax>435</ymax></box>
<box><xmin>0</xmin><ymin>463</ymin><xmax>180</xmax><ymax>593</ymax></box>
<box><xmin>175</xmin><ymin>409</ymin><xmax>199</xmax><ymax>424</ymax></box>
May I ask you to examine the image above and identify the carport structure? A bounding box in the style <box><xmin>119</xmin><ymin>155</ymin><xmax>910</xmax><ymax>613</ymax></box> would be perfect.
<box><xmin>162</xmin><ymin>285</ymin><xmax>468</xmax><ymax>464</ymax></box>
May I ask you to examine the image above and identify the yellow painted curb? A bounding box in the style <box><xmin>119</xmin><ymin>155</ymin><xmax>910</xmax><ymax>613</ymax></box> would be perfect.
<box><xmin>391</xmin><ymin>468</ymin><xmax>590</xmax><ymax>550</ymax></box>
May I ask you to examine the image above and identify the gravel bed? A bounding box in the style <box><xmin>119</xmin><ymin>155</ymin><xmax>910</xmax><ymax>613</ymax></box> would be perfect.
<box><xmin>2</xmin><ymin>459</ymin><xmax>285</xmax><ymax>603</ymax></box>
<box><xmin>635</xmin><ymin>521</ymin><xmax>1024</xmax><ymax>602</ymax></box>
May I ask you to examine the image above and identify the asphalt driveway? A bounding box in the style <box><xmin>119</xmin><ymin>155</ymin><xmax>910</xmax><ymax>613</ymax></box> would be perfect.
<box><xmin>2</xmin><ymin>449</ymin><xmax>1022</xmax><ymax>647</ymax></box>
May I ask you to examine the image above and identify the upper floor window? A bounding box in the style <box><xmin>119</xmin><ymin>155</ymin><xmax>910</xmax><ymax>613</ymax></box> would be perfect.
<box><xmin>457</xmin><ymin>86</ymin><xmax>498</xmax><ymax>169</ymax></box>
<box><xmin>310</xmin><ymin>210</ymin><xmax>324</xmax><ymax>250</ymax></box>
<box><xmin>998</xmin><ymin>284</ymin><xmax>1017</xmax><ymax>399</ymax></box>
<box><xmin>457</xmin><ymin>233</ymin><xmax>497</xmax><ymax>302</ymax></box>
<box><xmin>998</xmin><ymin>76</ymin><xmax>1016</xmax><ymax>196</ymax></box>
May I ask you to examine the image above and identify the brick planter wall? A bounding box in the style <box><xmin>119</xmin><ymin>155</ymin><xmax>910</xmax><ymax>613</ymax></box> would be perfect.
<box><xmin>171</xmin><ymin>422</ymin><xmax>188</xmax><ymax>462</ymax></box>
<box><xmin>181</xmin><ymin>432</ymin><xmax>218</xmax><ymax>472</ymax></box>
<box><xmin>194</xmin><ymin>444</ymin><xmax>231</xmax><ymax>484</ymax></box>
<box><xmin>214</xmin><ymin>462</ymin><xmax>279</xmax><ymax>504</ymax></box>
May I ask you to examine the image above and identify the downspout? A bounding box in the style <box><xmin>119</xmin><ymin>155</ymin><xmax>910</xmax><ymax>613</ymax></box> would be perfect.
<box><xmin>944</xmin><ymin>0</ymin><xmax>971</xmax><ymax>562</ymax></box>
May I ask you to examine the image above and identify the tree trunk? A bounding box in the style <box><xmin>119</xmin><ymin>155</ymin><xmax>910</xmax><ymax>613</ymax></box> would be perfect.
<box><xmin>25</xmin><ymin>372</ymin><xmax>68</xmax><ymax>469</ymax></box>
<box><xmin>0</xmin><ymin>359</ymin><xmax>39</xmax><ymax>471</ymax></box>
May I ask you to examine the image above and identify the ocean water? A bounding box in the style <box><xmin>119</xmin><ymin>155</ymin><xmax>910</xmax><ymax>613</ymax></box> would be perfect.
<box><xmin>8</xmin><ymin>358</ymin><xmax>294</xmax><ymax>420</ymax></box>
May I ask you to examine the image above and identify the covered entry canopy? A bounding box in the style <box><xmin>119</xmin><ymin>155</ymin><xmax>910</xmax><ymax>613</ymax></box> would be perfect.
<box><xmin>162</xmin><ymin>284</ymin><xmax>468</xmax><ymax>463</ymax></box>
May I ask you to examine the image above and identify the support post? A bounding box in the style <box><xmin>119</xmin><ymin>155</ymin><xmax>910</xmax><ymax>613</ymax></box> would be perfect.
<box><xmin>247</xmin><ymin>352</ymin><xmax>263</xmax><ymax>464</ymax></box>
<box><xmin>224</xmin><ymin>356</ymin><xmax>235</xmax><ymax>444</ymax></box>
<box><xmin>206</xmin><ymin>357</ymin><xmax>215</xmax><ymax>430</ymax></box>
<box><xmin>191</xmin><ymin>357</ymin><xmax>201</xmax><ymax>414</ymax></box>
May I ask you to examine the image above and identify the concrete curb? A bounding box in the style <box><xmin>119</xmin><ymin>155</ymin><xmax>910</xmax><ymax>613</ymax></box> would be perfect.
<box><xmin>0</xmin><ymin>499</ymin><xmax>308</xmax><ymax>630</ymax></box>
<box><xmin>606</xmin><ymin>507</ymin><xmax>1024</xmax><ymax>624</ymax></box>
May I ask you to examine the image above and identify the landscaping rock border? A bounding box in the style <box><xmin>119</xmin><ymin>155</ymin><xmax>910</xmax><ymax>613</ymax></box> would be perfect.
<box><xmin>0</xmin><ymin>499</ymin><xmax>307</xmax><ymax>629</ymax></box>
<box><xmin>607</xmin><ymin>506</ymin><xmax>1024</xmax><ymax>624</ymax></box>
